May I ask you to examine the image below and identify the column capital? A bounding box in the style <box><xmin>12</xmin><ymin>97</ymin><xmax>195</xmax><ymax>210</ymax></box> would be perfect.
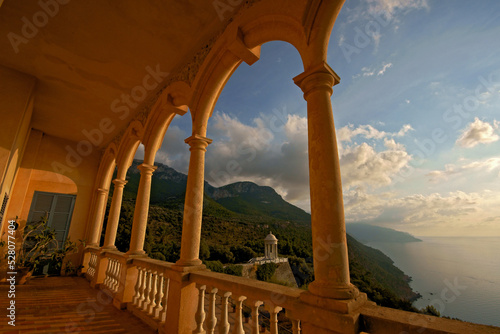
<box><xmin>293</xmin><ymin>62</ymin><xmax>340</xmax><ymax>99</ymax></box>
<box><xmin>97</xmin><ymin>188</ymin><xmax>108</xmax><ymax>194</ymax></box>
<box><xmin>185</xmin><ymin>134</ymin><xmax>213</xmax><ymax>151</ymax></box>
<box><xmin>112</xmin><ymin>179</ymin><xmax>128</xmax><ymax>187</ymax></box>
<box><xmin>137</xmin><ymin>163</ymin><xmax>157</xmax><ymax>175</ymax></box>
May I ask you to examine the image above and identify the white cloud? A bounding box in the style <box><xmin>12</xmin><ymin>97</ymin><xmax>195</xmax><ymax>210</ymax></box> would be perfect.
<box><xmin>377</xmin><ymin>62</ymin><xmax>393</xmax><ymax>75</ymax></box>
<box><xmin>456</xmin><ymin>118</ymin><xmax>499</xmax><ymax>148</ymax></box>
<box><xmin>340</xmin><ymin>141</ymin><xmax>411</xmax><ymax>189</ymax></box>
<box><xmin>204</xmin><ymin>112</ymin><xmax>310</xmax><ymax>207</ymax></box>
<box><xmin>367</xmin><ymin>0</ymin><xmax>429</xmax><ymax>19</ymax></box>
<box><xmin>354</xmin><ymin>62</ymin><xmax>393</xmax><ymax>78</ymax></box>
<box><xmin>337</xmin><ymin>123</ymin><xmax>413</xmax><ymax>143</ymax></box>
<box><xmin>345</xmin><ymin>188</ymin><xmax>500</xmax><ymax>236</ymax></box>
<box><xmin>427</xmin><ymin>156</ymin><xmax>500</xmax><ymax>183</ymax></box>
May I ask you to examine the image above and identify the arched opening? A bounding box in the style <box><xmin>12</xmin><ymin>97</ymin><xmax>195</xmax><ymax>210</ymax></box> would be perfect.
<box><xmin>130</xmin><ymin>115</ymin><xmax>190</xmax><ymax>261</ymax></box>
<box><xmin>199</xmin><ymin>41</ymin><xmax>313</xmax><ymax>285</ymax></box>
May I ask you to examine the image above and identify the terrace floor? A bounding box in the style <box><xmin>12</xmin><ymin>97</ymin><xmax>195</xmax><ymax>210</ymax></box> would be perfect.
<box><xmin>0</xmin><ymin>276</ymin><xmax>156</xmax><ymax>334</ymax></box>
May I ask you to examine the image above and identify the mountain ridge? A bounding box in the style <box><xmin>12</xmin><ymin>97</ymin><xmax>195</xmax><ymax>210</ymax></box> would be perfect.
<box><xmin>112</xmin><ymin>159</ymin><xmax>420</xmax><ymax>303</ymax></box>
<box><xmin>347</xmin><ymin>223</ymin><xmax>422</xmax><ymax>244</ymax></box>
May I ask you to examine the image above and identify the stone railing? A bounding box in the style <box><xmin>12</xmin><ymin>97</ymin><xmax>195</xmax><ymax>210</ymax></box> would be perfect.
<box><xmin>80</xmin><ymin>252</ymin><xmax>500</xmax><ymax>333</ymax></box>
<box><xmin>190</xmin><ymin>270</ymin><xmax>303</xmax><ymax>334</ymax></box>
<box><xmin>359</xmin><ymin>303</ymin><xmax>500</xmax><ymax>334</ymax></box>
<box><xmin>127</xmin><ymin>257</ymin><xmax>174</xmax><ymax>330</ymax></box>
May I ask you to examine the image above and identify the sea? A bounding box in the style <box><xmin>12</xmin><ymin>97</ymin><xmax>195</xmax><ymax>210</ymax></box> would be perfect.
<box><xmin>365</xmin><ymin>237</ymin><xmax>500</xmax><ymax>327</ymax></box>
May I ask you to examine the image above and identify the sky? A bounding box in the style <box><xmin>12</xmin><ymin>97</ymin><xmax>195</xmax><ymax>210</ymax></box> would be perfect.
<box><xmin>139</xmin><ymin>0</ymin><xmax>500</xmax><ymax>237</ymax></box>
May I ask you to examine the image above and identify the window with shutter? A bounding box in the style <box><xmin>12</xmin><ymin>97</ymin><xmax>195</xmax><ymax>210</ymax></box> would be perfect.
<box><xmin>27</xmin><ymin>191</ymin><xmax>76</xmax><ymax>248</ymax></box>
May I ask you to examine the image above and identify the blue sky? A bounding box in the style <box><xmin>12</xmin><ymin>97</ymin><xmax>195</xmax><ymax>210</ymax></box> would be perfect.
<box><xmin>142</xmin><ymin>0</ymin><xmax>500</xmax><ymax>236</ymax></box>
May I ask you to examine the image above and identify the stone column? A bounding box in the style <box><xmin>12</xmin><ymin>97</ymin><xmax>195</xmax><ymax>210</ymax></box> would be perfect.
<box><xmin>102</xmin><ymin>179</ymin><xmax>128</xmax><ymax>249</ymax></box>
<box><xmin>176</xmin><ymin>134</ymin><xmax>212</xmax><ymax>266</ymax></box>
<box><xmin>88</xmin><ymin>188</ymin><xmax>108</xmax><ymax>246</ymax></box>
<box><xmin>127</xmin><ymin>163</ymin><xmax>157</xmax><ymax>255</ymax></box>
<box><xmin>293</xmin><ymin>62</ymin><xmax>359</xmax><ymax>300</ymax></box>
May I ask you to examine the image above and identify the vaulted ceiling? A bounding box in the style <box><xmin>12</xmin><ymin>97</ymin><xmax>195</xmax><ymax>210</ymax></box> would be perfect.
<box><xmin>0</xmin><ymin>0</ymin><xmax>236</xmax><ymax>148</ymax></box>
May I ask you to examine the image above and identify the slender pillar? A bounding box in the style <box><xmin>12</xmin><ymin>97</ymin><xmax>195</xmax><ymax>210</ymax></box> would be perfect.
<box><xmin>102</xmin><ymin>179</ymin><xmax>127</xmax><ymax>249</ymax></box>
<box><xmin>176</xmin><ymin>135</ymin><xmax>212</xmax><ymax>266</ymax></box>
<box><xmin>293</xmin><ymin>62</ymin><xmax>359</xmax><ymax>300</ymax></box>
<box><xmin>127</xmin><ymin>163</ymin><xmax>157</xmax><ymax>255</ymax></box>
<box><xmin>88</xmin><ymin>188</ymin><xmax>109</xmax><ymax>246</ymax></box>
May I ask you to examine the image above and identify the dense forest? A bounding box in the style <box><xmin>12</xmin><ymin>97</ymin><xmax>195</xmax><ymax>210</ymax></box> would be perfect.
<box><xmin>97</xmin><ymin>160</ymin><xmax>445</xmax><ymax>316</ymax></box>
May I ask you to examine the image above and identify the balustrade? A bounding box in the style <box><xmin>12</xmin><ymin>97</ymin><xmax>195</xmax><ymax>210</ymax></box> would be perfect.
<box><xmin>190</xmin><ymin>270</ymin><xmax>301</xmax><ymax>334</ymax></box>
<box><xmin>128</xmin><ymin>258</ymin><xmax>174</xmax><ymax>330</ymax></box>
<box><xmin>80</xmin><ymin>250</ymin><xmax>498</xmax><ymax>334</ymax></box>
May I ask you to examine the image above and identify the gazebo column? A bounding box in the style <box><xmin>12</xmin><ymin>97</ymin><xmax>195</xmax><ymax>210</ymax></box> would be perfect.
<box><xmin>88</xmin><ymin>188</ymin><xmax>109</xmax><ymax>246</ymax></box>
<box><xmin>102</xmin><ymin>179</ymin><xmax>128</xmax><ymax>249</ymax></box>
<box><xmin>294</xmin><ymin>62</ymin><xmax>359</xmax><ymax>300</ymax></box>
<box><xmin>176</xmin><ymin>134</ymin><xmax>212</xmax><ymax>266</ymax></box>
<box><xmin>127</xmin><ymin>163</ymin><xmax>157</xmax><ymax>255</ymax></box>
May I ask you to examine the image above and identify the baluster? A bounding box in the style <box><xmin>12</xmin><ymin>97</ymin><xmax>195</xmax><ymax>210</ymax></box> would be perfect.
<box><xmin>160</xmin><ymin>277</ymin><xmax>169</xmax><ymax>322</ymax></box>
<box><xmin>266</xmin><ymin>305</ymin><xmax>283</xmax><ymax>334</ymax></box>
<box><xmin>91</xmin><ymin>254</ymin><xmax>97</xmax><ymax>276</ymax></box>
<box><xmin>110</xmin><ymin>259</ymin><xmax>117</xmax><ymax>290</ymax></box>
<box><xmin>87</xmin><ymin>254</ymin><xmax>93</xmax><ymax>277</ymax></box>
<box><xmin>111</xmin><ymin>259</ymin><xmax>118</xmax><ymax>290</ymax></box>
<box><xmin>113</xmin><ymin>261</ymin><xmax>121</xmax><ymax>293</ymax></box>
<box><xmin>286</xmin><ymin>309</ymin><xmax>301</xmax><ymax>334</ymax></box>
<box><xmin>138</xmin><ymin>268</ymin><xmax>148</xmax><ymax>308</ymax></box>
<box><xmin>133</xmin><ymin>266</ymin><xmax>143</xmax><ymax>305</ymax></box>
<box><xmin>194</xmin><ymin>285</ymin><xmax>206</xmax><ymax>334</ymax></box>
<box><xmin>292</xmin><ymin>319</ymin><xmax>301</xmax><ymax>334</ymax></box>
<box><xmin>248</xmin><ymin>300</ymin><xmax>263</xmax><ymax>334</ymax></box>
<box><xmin>142</xmin><ymin>269</ymin><xmax>152</xmax><ymax>311</ymax></box>
<box><xmin>88</xmin><ymin>254</ymin><xmax>93</xmax><ymax>275</ymax></box>
<box><xmin>232</xmin><ymin>295</ymin><xmax>247</xmax><ymax>334</ymax></box>
<box><xmin>206</xmin><ymin>287</ymin><xmax>218</xmax><ymax>334</ymax></box>
<box><xmin>147</xmin><ymin>271</ymin><xmax>158</xmax><ymax>314</ymax></box>
<box><xmin>103</xmin><ymin>259</ymin><xmax>111</xmax><ymax>288</ymax></box>
<box><xmin>219</xmin><ymin>291</ymin><xmax>232</xmax><ymax>334</ymax></box>
<box><xmin>153</xmin><ymin>274</ymin><xmax>164</xmax><ymax>318</ymax></box>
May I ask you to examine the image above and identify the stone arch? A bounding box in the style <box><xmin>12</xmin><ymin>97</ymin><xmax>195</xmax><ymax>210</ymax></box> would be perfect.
<box><xmin>85</xmin><ymin>142</ymin><xmax>118</xmax><ymax>245</ymax></box>
<box><xmin>304</xmin><ymin>0</ymin><xmax>346</xmax><ymax>66</ymax></box>
<box><xmin>188</xmin><ymin>0</ymin><xmax>336</xmax><ymax>136</ymax></box>
<box><xmin>115</xmin><ymin>120</ymin><xmax>144</xmax><ymax>179</ymax></box>
<box><xmin>96</xmin><ymin>142</ymin><xmax>118</xmax><ymax>190</ymax></box>
<box><xmin>142</xmin><ymin>81</ymin><xmax>190</xmax><ymax>165</ymax></box>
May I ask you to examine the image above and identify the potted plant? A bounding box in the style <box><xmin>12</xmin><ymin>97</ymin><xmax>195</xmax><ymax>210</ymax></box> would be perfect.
<box><xmin>7</xmin><ymin>216</ymin><xmax>82</xmax><ymax>284</ymax></box>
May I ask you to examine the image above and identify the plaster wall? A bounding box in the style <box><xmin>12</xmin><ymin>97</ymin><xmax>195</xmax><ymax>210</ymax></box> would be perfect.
<box><xmin>0</xmin><ymin>65</ymin><xmax>35</xmax><ymax>231</ymax></box>
<box><xmin>3</xmin><ymin>129</ymin><xmax>100</xmax><ymax>250</ymax></box>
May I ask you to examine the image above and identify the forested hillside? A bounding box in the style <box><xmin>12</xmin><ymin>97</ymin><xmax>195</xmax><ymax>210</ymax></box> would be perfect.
<box><xmin>104</xmin><ymin>160</ymin><xmax>422</xmax><ymax>312</ymax></box>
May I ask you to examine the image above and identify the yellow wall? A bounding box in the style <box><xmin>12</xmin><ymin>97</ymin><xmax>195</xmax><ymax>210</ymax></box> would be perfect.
<box><xmin>4</xmin><ymin>129</ymin><xmax>101</xmax><ymax>241</ymax></box>
<box><xmin>0</xmin><ymin>65</ymin><xmax>35</xmax><ymax>231</ymax></box>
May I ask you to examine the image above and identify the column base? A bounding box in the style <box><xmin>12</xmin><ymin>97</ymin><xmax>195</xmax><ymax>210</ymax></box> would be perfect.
<box><xmin>174</xmin><ymin>258</ymin><xmax>203</xmax><ymax>267</ymax></box>
<box><xmin>101</xmin><ymin>245</ymin><xmax>117</xmax><ymax>251</ymax></box>
<box><xmin>300</xmin><ymin>289</ymin><xmax>367</xmax><ymax>314</ymax></box>
<box><xmin>125</xmin><ymin>249</ymin><xmax>146</xmax><ymax>256</ymax></box>
<box><xmin>308</xmin><ymin>281</ymin><xmax>360</xmax><ymax>300</ymax></box>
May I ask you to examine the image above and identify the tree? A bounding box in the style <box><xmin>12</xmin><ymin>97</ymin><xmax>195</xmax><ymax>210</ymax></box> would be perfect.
<box><xmin>209</xmin><ymin>244</ymin><xmax>234</xmax><ymax>263</ymax></box>
<box><xmin>199</xmin><ymin>240</ymin><xmax>211</xmax><ymax>261</ymax></box>
<box><xmin>256</xmin><ymin>263</ymin><xmax>277</xmax><ymax>281</ymax></box>
<box><xmin>231</xmin><ymin>245</ymin><xmax>256</xmax><ymax>263</ymax></box>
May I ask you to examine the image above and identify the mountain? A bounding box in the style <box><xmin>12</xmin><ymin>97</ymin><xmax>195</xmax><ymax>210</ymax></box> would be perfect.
<box><xmin>111</xmin><ymin>160</ymin><xmax>420</xmax><ymax>304</ymax></box>
<box><xmin>123</xmin><ymin>160</ymin><xmax>311</xmax><ymax>223</ymax></box>
<box><xmin>347</xmin><ymin>223</ymin><xmax>422</xmax><ymax>244</ymax></box>
<box><xmin>205</xmin><ymin>181</ymin><xmax>311</xmax><ymax>223</ymax></box>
